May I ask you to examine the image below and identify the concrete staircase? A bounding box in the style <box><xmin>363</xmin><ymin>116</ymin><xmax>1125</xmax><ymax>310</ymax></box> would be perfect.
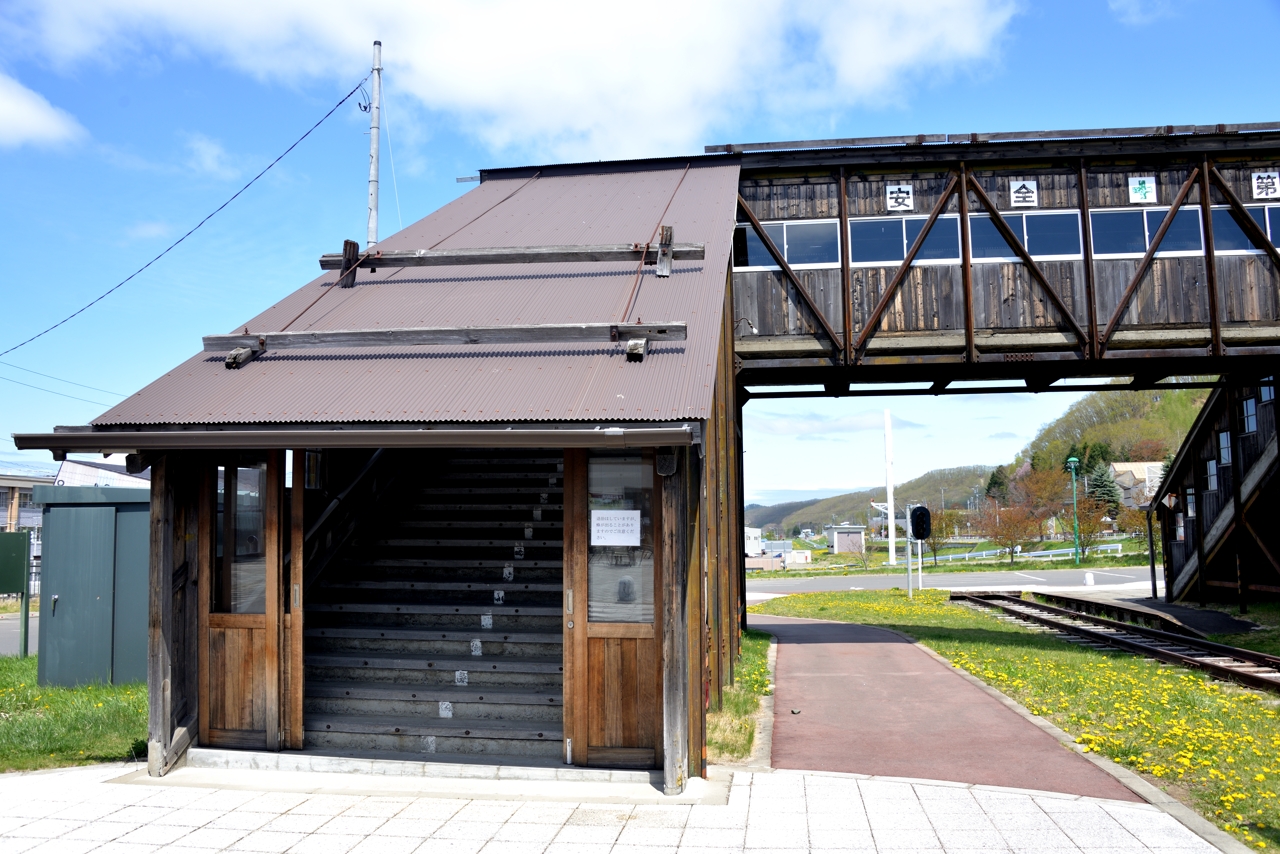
<box><xmin>303</xmin><ymin>451</ymin><xmax>565</xmax><ymax>762</ymax></box>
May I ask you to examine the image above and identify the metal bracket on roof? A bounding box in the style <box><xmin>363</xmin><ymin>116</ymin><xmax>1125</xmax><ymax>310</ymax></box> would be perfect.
<box><xmin>655</xmin><ymin>225</ymin><xmax>674</xmax><ymax>278</ymax></box>
<box><xmin>318</xmin><ymin>240</ymin><xmax>704</xmax><ymax>271</ymax></box>
<box><xmin>205</xmin><ymin>322</ymin><xmax>686</xmax><ymax>353</ymax></box>
<box><xmin>625</xmin><ymin>338</ymin><xmax>648</xmax><ymax>362</ymax></box>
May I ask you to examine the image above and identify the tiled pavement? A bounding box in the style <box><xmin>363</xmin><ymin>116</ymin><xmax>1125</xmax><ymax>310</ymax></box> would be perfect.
<box><xmin>0</xmin><ymin>763</ymin><xmax>1220</xmax><ymax>854</ymax></box>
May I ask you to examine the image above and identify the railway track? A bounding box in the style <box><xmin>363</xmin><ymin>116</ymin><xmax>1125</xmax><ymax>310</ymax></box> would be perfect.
<box><xmin>956</xmin><ymin>593</ymin><xmax>1280</xmax><ymax>695</ymax></box>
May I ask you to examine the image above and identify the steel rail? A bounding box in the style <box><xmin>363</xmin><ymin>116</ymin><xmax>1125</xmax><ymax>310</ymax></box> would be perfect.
<box><xmin>959</xmin><ymin>594</ymin><xmax>1280</xmax><ymax>694</ymax></box>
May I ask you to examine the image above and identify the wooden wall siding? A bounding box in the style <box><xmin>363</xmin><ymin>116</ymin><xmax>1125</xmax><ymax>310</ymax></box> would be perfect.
<box><xmin>208</xmin><ymin>626</ymin><xmax>268</xmax><ymax>732</ymax></box>
<box><xmin>731</xmin><ymin>269</ymin><xmax>841</xmax><ymax>338</ymax></box>
<box><xmin>968</xmin><ymin>172</ymin><xmax>1081</xmax><ymax>210</ymax></box>
<box><xmin>1096</xmin><ymin>258</ymin><xmax>1211</xmax><ymax>329</ymax></box>
<box><xmin>1085</xmin><ymin>167</ymin><xmax>1200</xmax><ymax>207</ymax></box>
<box><xmin>738</xmin><ymin>177</ymin><xmax>840</xmax><ymax>221</ymax></box>
<box><xmin>1220</xmin><ymin>256</ymin><xmax>1280</xmax><ymax>324</ymax></box>
<box><xmin>684</xmin><ymin>449</ymin><xmax>705</xmax><ymax>777</ymax></box>
<box><xmin>587</xmin><ymin>638</ymin><xmax>658</xmax><ymax>749</ymax></box>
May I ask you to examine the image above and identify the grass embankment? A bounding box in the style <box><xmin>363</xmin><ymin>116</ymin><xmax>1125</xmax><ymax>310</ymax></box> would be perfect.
<box><xmin>749</xmin><ymin>551</ymin><xmax>1157</xmax><ymax>580</ymax></box>
<box><xmin>753</xmin><ymin>589</ymin><xmax>1280</xmax><ymax>850</ymax></box>
<box><xmin>706</xmin><ymin>628</ymin><xmax>773</xmax><ymax>763</ymax></box>
<box><xmin>0</xmin><ymin>657</ymin><xmax>146</xmax><ymax>771</ymax></box>
<box><xmin>1209</xmin><ymin>602</ymin><xmax>1280</xmax><ymax>658</ymax></box>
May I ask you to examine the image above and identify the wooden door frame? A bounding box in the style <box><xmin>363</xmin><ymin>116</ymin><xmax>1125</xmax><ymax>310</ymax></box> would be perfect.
<box><xmin>196</xmin><ymin>452</ymin><xmax>286</xmax><ymax>750</ymax></box>
<box><xmin>563</xmin><ymin>449</ymin><xmax>664</xmax><ymax>768</ymax></box>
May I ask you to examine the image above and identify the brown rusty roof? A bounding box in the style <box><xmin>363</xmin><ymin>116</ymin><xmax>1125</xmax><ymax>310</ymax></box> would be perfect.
<box><xmin>93</xmin><ymin>161</ymin><xmax>740</xmax><ymax>427</ymax></box>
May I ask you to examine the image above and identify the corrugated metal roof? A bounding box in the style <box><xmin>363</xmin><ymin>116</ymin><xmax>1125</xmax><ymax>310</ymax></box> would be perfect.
<box><xmin>94</xmin><ymin>161</ymin><xmax>740</xmax><ymax>427</ymax></box>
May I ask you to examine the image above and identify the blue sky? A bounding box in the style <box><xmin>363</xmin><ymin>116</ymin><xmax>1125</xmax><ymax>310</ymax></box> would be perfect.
<box><xmin>0</xmin><ymin>0</ymin><xmax>1274</xmax><ymax>499</ymax></box>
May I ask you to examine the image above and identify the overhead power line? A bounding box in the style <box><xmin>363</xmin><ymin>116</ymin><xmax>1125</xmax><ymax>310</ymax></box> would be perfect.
<box><xmin>0</xmin><ymin>360</ymin><xmax>125</xmax><ymax>396</ymax></box>
<box><xmin>0</xmin><ymin>73</ymin><xmax>372</xmax><ymax>360</ymax></box>
<box><xmin>0</xmin><ymin>374</ymin><xmax>111</xmax><ymax>407</ymax></box>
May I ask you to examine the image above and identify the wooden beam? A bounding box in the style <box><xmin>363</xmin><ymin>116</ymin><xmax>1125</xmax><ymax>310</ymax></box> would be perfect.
<box><xmin>958</xmin><ymin>164</ymin><xmax>976</xmax><ymax>363</ymax></box>
<box><xmin>735</xmin><ymin>195</ymin><xmax>845</xmax><ymax>357</ymax></box>
<box><xmin>1200</xmin><ymin>157</ymin><xmax>1223</xmax><ymax>357</ymax></box>
<box><xmin>660</xmin><ymin>447</ymin><xmax>688</xmax><ymax>795</ymax></box>
<box><xmin>264</xmin><ymin>451</ymin><xmax>282</xmax><ymax>751</ymax></box>
<box><xmin>204</xmin><ymin>322</ymin><xmax>687</xmax><ymax>354</ymax></box>
<box><xmin>853</xmin><ymin>173</ymin><xmax>960</xmax><ymax>363</ymax></box>
<box><xmin>1208</xmin><ymin>166</ymin><xmax>1280</xmax><ymax>271</ymax></box>
<box><xmin>1079</xmin><ymin>160</ymin><xmax>1099</xmax><ymax>359</ymax></box>
<box><xmin>838</xmin><ymin>167</ymin><xmax>853</xmax><ymax>365</ymax></box>
<box><xmin>146</xmin><ymin>456</ymin><xmax>171</xmax><ymax>776</ymax></box>
<box><xmin>966</xmin><ymin>177</ymin><xmax>1090</xmax><ymax>351</ymax></box>
<box><xmin>319</xmin><ymin>242</ymin><xmax>705</xmax><ymax>270</ymax></box>
<box><xmin>337</xmin><ymin>240</ymin><xmax>359</xmax><ymax>289</ymax></box>
<box><xmin>1100</xmin><ymin>167</ymin><xmax>1200</xmax><ymax>353</ymax></box>
<box><xmin>289</xmin><ymin>449</ymin><xmax>305</xmax><ymax>750</ymax></box>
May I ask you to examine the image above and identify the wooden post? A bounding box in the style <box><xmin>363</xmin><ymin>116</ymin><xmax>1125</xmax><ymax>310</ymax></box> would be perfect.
<box><xmin>687</xmin><ymin>451</ymin><xmax>705</xmax><ymax>777</ymax></box>
<box><xmin>838</xmin><ymin>167</ymin><xmax>853</xmax><ymax>364</ymax></box>
<box><xmin>1146</xmin><ymin>508</ymin><xmax>1158</xmax><ymax>599</ymax></box>
<box><xmin>563</xmin><ymin>449</ymin><xmax>589</xmax><ymax>766</ymax></box>
<box><xmin>1227</xmin><ymin>386</ymin><xmax>1247</xmax><ymax>613</ymax></box>
<box><xmin>958</xmin><ymin>163</ymin><xmax>976</xmax><ymax>363</ymax></box>
<box><xmin>660</xmin><ymin>447</ymin><xmax>689</xmax><ymax>795</ymax></box>
<box><xmin>1199</xmin><ymin>157</ymin><xmax>1223</xmax><ymax>358</ymax></box>
<box><xmin>146</xmin><ymin>456</ymin><xmax>172</xmax><ymax>776</ymax></box>
<box><xmin>289</xmin><ymin>449</ymin><xmax>305</xmax><ymax>749</ymax></box>
<box><xmin>264</xmin><ymin>451</ymin><xmax>283</xmax><ymax>750</ymax></box>
<box><xmin>197</xmin><ymin>464</ymin><xmax>213</xmax><ymax>749</ymax></box>
<box><xmin>1079</xmin><ymin>160</ymin><xmax>1099</xmax><ymax>359</ymax></box>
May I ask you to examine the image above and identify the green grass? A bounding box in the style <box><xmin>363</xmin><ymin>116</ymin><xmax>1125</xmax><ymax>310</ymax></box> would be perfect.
<box><xmin>706</xmin><ymin>628</ymin><xmax>773</xmax><ymax>763</ymax></box>
<box><xmin>0</xmin><ymin>656</ymin><xmax>147</xmax><ymax>772</ymax></box>
<box><xmin>752</xmin><ymin>589</ymin><xmax>1280</xmax><ymax>849</ymax></box>
<box><xmin>1208</xmin><ymin>602</ymin><xmax>1280</xmax><ymax>658</ymax></box>
<box><xmin>748</xmin><ymin>551</ymin><xmax>1157</xmax><ymax>579</ymax></box>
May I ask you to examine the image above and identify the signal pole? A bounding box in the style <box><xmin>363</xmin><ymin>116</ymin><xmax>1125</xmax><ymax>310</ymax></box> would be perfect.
<box><xmin>367</xmin><ymin>41</ymin><xmax>382</xmax><ymax>249</ymax></box>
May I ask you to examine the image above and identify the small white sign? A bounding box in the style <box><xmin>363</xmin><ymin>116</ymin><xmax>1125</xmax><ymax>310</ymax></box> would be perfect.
<box><xmin>591</xmin><ymin>509</ymin><xmax>641</xmax><ymax>546</ymax></box>
<box><xmin>1128</xmin><ymin>176</ymin><xmax>1158</xmax><ymax>204</ymax></box>
<box><xmin>1253</xmin><ymin>172</ymin><xmax>1280</xmax><ymax>200</ymax></box>
<box><xmin>886</xmin><ymin>184</ymin><xmax>914</xmax><ymax>212</ymax></box>
<box><xmin>1009</xmin><ymin>179</ymin><xmax>1038</xmax><ymax>208</ymax></box>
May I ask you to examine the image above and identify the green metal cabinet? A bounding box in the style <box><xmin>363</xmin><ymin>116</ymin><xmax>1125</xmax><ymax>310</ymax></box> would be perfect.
<box><xmin>32</xmin><ymin>486</ymin><xmax>150</xmax><ymax>687</ymax></box>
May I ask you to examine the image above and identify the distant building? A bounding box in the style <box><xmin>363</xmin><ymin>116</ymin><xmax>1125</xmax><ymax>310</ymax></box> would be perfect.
<box><xmin>1109</xmin><ymin>462</ymin><xmax>1164</xmax><ymax>509</ymax></box>
<box><xmin>744</xmin><ymin>526</ymin><xmax>762</xmax><ymax>557</ymax></box>
<box><xmin>0</xmin><ymin>462</ymin><xmax>56</xmax><ymax>562</ymax></box>
<box><xmin>825</xmin><ymin>524</ymin><xmax>867</xmax><ymax>554</ymax></box>
<box><xmin>55</xmin><ymin>459</ymin><xmax>151</xmax><ymax>489</ymax></box>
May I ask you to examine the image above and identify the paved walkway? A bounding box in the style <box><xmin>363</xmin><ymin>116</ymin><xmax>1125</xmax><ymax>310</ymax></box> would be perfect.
<box><xmin>0</xmin><ymin>762</ymin><xmax>1216</xmax><ymax>853</ymax></box>
<box><xmin>750</xmin><ymin>614</ymin><xmax>1142</xmax><ymax>801</ymax></box>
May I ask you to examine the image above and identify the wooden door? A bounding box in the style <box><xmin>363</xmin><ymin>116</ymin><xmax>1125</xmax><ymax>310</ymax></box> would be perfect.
<box><xmin>564</xmin><ymin>450</ymin><xmax>664</xmax><ymax>769</ymax></box>
<box><xmin>198</xmin><ymin>452</ymin><xmax>284</xmax><ymax>750</ymax></box>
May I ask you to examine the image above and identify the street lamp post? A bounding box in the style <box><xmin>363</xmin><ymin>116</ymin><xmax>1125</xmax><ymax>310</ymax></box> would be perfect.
<box><xmin>1067</xmin><ymin>456</ymin><xmax>1081</xmax><ymax>565</ymax></box>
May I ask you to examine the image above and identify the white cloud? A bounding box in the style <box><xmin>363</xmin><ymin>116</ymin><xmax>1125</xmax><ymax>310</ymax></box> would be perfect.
<box><xmin>125</xmin><ymin>220</ymin><xmax>172</xmax><ymax>239</ymax></box>
<box><xmin>184</xmin><ymin>133</ymin><xmax>239</xmax><ymax>179</ymax></box>
<box><xmin>1107</xmin><ymin>0</ymin><xmax>1177</xmax><ymax>24</ymax></box>
<box><xmin>746</xmin><ymin>410</ymin><xmax>923</xmax><ymax>438</ymax></box>
<box><xmin>5</xmin><ymin>0</ymin><xmax>1019</xmax><ymax>160</ymax></box>
<box><xmin>0</xmin><ymin>72</ymin><xmax>84</xmax><ymax>148</ymax></box>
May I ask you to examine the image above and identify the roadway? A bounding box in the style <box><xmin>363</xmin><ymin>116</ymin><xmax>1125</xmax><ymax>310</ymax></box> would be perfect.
<box><xmin>747</xmin><ymin>565</ymin><xmax>1161</xmax><ymax>604</ymax></box>
<box><xmin>0</xmin><ymin>613</ymin><xmax>38</xmax><ymax>657</ymax></box>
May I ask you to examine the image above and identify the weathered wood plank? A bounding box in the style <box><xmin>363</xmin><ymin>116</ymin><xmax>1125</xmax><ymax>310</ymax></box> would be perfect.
<box><xmin>289</xmin><ymin>452</ymin><xmax>305</xmax><ymax>750</ymax></box>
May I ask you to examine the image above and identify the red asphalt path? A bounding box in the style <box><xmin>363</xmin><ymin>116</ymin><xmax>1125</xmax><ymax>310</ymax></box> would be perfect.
<box><xmin>749</xmin><ymin>614</ymin><xmax>1141</xmax><ymax>801</ymax></box>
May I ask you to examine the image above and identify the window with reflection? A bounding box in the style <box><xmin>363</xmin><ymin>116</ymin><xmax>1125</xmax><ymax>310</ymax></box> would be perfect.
<box><xmin>1091</xmin><ymin>211</ymin><xmax>1146</xmax><ymax>255</ymax></box>
<box><xmin>732</xmin><ymin>223</ymin><xmax>783</xmax><ymax>268</ymax></box>
<box><xmin>848</xmin><ymin>219</ymin><xmax>906</xmax><ymax>264</ymax></box>
<box><xmin>785</xmin><ymin>221</ymin><xmax>840</xmax><ymax>264</ymax></box>
<box><xmin>969</xmin><ymin>214</ymin><xmax>1022</xmax><ymax>259</ymax></box>
<box><xmin>905</xmin><ymin>215</ymin><xmax>960</xmax><ymax>261</ymax></box>
<box><xmin>215</xmin><ymin>463</ymin><xmax>267</xmax><ymax>613</ymax></box>
<box><xmin>1145</xmin><ymin>208</ymin><xmax>1202</xmax><ymax>253</ymax></box>
<box><xmin>587</xmin><ymin>453</ymin><xmax>654</xmax><ymax>623</ymax></box>
<box><xmin>1211</xmin><ymin>207</ymin><xmax>1267</xmax><ymax>252</ymax></box>
<box><xmin>1025</xmin><ymin>212</ymin><xmax>1081</xmax><ymax>257</ymax></box>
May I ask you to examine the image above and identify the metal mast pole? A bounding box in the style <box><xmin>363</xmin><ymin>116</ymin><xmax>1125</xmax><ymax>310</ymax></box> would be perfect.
<box><xmin>885</xmin><ymin>409</ymin><xmax>895</xmax><ymax>566</ymax></box>
<box><xmin>367</xmin><ymin>40</ymin><xmax>382</xmax><ymax>249</ymax></box>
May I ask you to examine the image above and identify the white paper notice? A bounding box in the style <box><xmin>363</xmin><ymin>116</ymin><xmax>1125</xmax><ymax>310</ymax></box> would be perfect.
<box><xmin>591</xmin><ymin>510</ymin><xmax>641</xmax><ymax>546</ymax></box>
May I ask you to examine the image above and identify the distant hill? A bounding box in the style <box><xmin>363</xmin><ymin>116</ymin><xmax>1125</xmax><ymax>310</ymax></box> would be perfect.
<box><xmin>752</xmin><ymin>465</ymin><xmax>994</xmax><ymax>535</ymax></box>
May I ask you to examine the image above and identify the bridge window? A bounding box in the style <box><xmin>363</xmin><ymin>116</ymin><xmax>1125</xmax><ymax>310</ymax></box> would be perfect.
<box><xmin>969</xmin><ymin>214</ymin><xmax>1022</xmax><ymax>259</ymax></box>
<box><xmin>1146</xmin><ymin>208</ymin><xmax>1203</xmax><ymax>254</ymax></box>
<box><xmin>732</xmin><ymin>223</ymin><xmax>783</xmax><ymax>268</ymax></box>
<box><xmin>1219</xmin><ymin>431</ymin><xmax>1232</xmax><ymax>465</ymax></box>
<box><xmin>1186</xmin><ymin>491</ymin><xmax>1196</xmax><ymax>518</ymax></box>
<box><xmin>1211</xmin><ymin>206</ymin><xmax>1268</xmax><ymax>253</ymax></box>
<box><xmin>1262</xmin><ymin>378</ymin><xmax>1275</xmax><ymax>404</ymax></box>
<box><xmin>1025</xmin><ymin>212</ymin><xmax>1082</xmax><ymax>257</ymax></box>
<box><xmin>785</xmin><ymin>221</ymin><xmax>840</xmax><ymax>265</ymax></box>
<box><xmin>1091</xmin><ymin>211</ymin><xmax>1146</xmax><ymax>256</ymax></box>
<box><xmin>1205</xmin><ymin>460</ymin><xmax>1218</xmax><ymax>491</ymax></box>
<box><xmin>1241</xmin><ymin>397</ymin><xmax>1258</xmax><ymax>434</ymax></box>
<box><xmin>1175</xmin><ymin>512</ymin><xmax>1185</xmax><ymax>541</ymax></box>
<box><xmin>905</xmin><ymin>215</ymin><xmax>960</xmax><ymax>261</ymax></box>
<box><xmin>848</xmin><ymin>219</ymin><xmax>906</xmax><ymax>264</ymax></box>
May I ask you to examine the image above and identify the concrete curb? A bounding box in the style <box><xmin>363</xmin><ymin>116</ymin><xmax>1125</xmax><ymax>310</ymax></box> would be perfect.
<box><xmin>716</xmin><ymin>631</ymin><xmax>777</xmax><ymax>774</ymax></box>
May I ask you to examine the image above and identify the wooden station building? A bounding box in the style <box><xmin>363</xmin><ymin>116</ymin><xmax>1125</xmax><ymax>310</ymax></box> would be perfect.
<box><xmin>17</xmin><ymin>122</ymin><xmax>1280</xmax><ymax>789</ymax></box>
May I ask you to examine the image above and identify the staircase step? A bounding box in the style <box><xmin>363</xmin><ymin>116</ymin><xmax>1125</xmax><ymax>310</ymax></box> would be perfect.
<box><xmin>309</xmin><ymin>603</ymin><xmax>559</xmax><ymax>617</ymax></box>
<box><xmin>306</xmin><ymin>626</ymin><xmax>561</xmax><ymax>644</ymax></box>
<box><xmin>307</xmin><ymin>713</ymin><xmax>561</xmax><ymax>741</ymax></box>
<box><xmin>412</xmin><ymin>503</ymin><xmax>565</xmax><ymax>511</ymax></box>
<box><xmin>306</xmin><ymin>651</ymin><xmax>563</xmax><ymax>674</ymax></box>
<box><xmin>418</xmin><ymin>487</ymin><xmax>564</xmax><ymax>496</ymax></box>
<box><xmin>321</xmin><ymin>580</ymin><xmax>561</xmax><ymax>593</ymax></box>
<box><xmin>376</xmin><ymin>538</ymin><xmax>560</xmax><ymax>548</ymax></box>
<box><xmin>396</xmin><ymin>520</ymin><xmax>564</xmax><ymax>531</ymax></box>
<box><xmin>360</xmin><ymin>559</ymin><xmax>562</xmax><ymax>569</ymax></box>
<box><xmin>307</xmin><ymin>680</ymin><xmax>561</xmax><ymax>706</ymax></box>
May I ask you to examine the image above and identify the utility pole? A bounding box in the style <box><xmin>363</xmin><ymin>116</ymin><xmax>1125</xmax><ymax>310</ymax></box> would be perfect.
<box><xmin>1067</xmin><ymin>456</ymin><xmax>1081</xmax><ymax>564</ymax></box>
<box><xmin>367</xmin><ymin>41</ymin><xmax>383</xmax><ymax>249</ymax></box>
